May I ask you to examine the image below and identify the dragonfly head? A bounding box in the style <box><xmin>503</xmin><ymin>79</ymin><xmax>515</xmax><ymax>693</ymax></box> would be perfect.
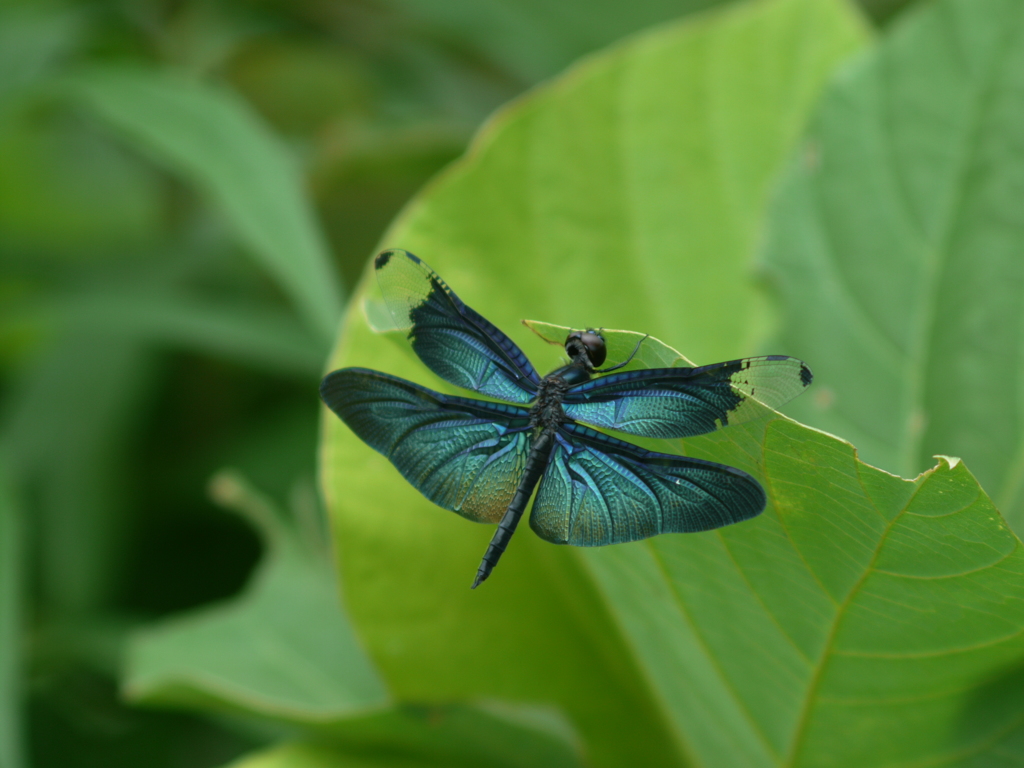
<box><xmin>565</xmin><ymin>330</ymin><xmax>606</xmax><ymax>369</ymax></box>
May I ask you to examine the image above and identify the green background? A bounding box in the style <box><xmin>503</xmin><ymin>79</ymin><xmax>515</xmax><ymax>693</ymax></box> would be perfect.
<box><xmin>5</xmin><ymin>0</ymin><xmax>1024</xmax><ymax>766</ymax></box>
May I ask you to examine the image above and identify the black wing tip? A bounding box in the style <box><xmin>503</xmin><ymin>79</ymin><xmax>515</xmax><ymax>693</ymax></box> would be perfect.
<box><xmin>375</xmin><ymin>248</ymin><xmax>419</xmax><ymax>270</ymax></box>
<box><xmin>374</xmin><ymin>249</ymin><xmax>395</xmax><ymax>269</ymax></box>
<box><xmin>757</xmin><ymin>355</ymin><xmax>814</xmax><ymax>388</ymax></box>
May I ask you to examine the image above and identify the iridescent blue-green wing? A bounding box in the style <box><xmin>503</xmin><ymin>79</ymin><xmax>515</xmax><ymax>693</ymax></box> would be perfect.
<box><xmin>561</xmin><ymin>356</ymin><xmax>812</xmax><ymax>439</ymax></box>
<box><xmin>529</xmin><ymin>423</ymin><xmax>765</xmax><ymax>546</ymax></box>
<box><xmin>321</xmin><ymin>368</ymin><xmax>532</xmax><ymax>523</ymax></box>
<box><xmin>374</xmin><ymin>249</ymin><xmax>540</xmax><ymax>404</ymax></box>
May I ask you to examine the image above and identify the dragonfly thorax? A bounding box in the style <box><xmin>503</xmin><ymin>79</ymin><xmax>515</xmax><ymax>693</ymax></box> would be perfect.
<box><xmin>530</xmin><ymin>330</ymin><xmax>603</xmax><ymax>431</ymax></box>
<box><xmin>530</xmin><ymin>366</ymin><xmax>584</xmax><ymax>431</ymax></box>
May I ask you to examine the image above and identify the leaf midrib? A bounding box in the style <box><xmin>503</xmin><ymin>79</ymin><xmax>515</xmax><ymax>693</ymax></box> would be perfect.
<box><xmin>781</xmin><ymin>463</ymin><xmax>922</xmax><ymax>767</ymax></box>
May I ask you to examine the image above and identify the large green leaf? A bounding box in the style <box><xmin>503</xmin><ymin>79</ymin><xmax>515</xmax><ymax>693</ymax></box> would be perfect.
<box><xmin>322</xmin><ymin>1</ymin><xmax>867</xmax><ymax>766</ymax></box>
<box><xmin>378</xmin><ymin>0</ymin><xmax>868</xmax><ymax>369</ymax></box>
<box><xmin>327</xmin><ymin>337</ymin><xmax>1024</xmax><ymax>766</ymax></box>
<box><xmin>588</xmin><ymin>425</ymin><xmax>1024</xmax><ymax>767</ymax></box>
<box><xmin>329</xmin><ymin>323</ymin><xmax>1024</xmax><ymax>767</ymax></box>
<box><xmin>67</xmin><ymin>67</ymin><xmax>342</xmax><ymax>341</ymax></box>
<box><xmin>761</xmin><ymin>0</ymin><xmax>1024</xmax><ymax>533</ymax></box>
<box><xmin>124</xmin><ymin>471</ymin><xmax>388</xmax><ymax>721</ymax></box>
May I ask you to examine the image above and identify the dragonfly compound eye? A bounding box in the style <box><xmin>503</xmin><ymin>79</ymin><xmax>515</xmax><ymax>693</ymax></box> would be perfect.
<box><xmin>576</xmin><ymin>331</ymin><xmax>606</xmax><ymax>367</ymax></box>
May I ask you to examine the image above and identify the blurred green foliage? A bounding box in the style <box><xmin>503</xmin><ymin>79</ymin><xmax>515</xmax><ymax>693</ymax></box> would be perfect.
<box><xmin>0</xmin><ymin>0</ymin><xmax>964</xmax><ymax>766</ymax></box>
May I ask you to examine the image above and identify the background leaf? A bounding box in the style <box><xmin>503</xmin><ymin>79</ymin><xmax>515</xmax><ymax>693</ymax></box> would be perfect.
<box><xmin>381</xmin><ymin>0</ymin><xmax>914</xmax><ymax>86</ymax></box>
<box><xmin>217</xmin><ymin>703</ymin><xmax>583</xmax><ymax>768</ymax></box>
<box><xmin>383</xmin><ymin>0</ymin><xmax>728</xmax><ymax>84</ymax></box>
<box><xmin>0</xmin><ymin>5</ymin><xmax>79</xmax><ymax>114</ymax></box>
<box><xmin>1</xmin><ymin>333</ymin><xmax>155</xmax><ymax>614</ymax></box>
<box><xmin>760</xmin><ymin>0</ymin><xmax>1024</xmax><ymax>532</ymax></box>
<box><xmin>3</xmin><ymin>291</ymin><xmax>325</xmax><ymax>378</ymax></box>
<box><xmin>0</xmin><ymin>466</ymin><xmax>25</xmax><ymax>768</ymax></box>
<box><xmin>68</xmin><ymin>67</ymin><xmax>342</xmax><ymax>342</ymax></box>
<box><xmin>322</xmin><ymin>0</ymin><xmax>867</xmax><ymax>765</ymax></box>
<box><xmin>125</xmin><ymin>471</ymin><xmax>388</xmax><ymax>721</ymax></box>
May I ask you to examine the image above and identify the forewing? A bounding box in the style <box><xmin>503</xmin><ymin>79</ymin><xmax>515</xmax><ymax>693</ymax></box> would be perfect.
<box><xmin>374</xmin><ymin>249</ymin><xmax>540</xmax><ymax>404</ymax></box>
<box><xmin>562</xmin><ymin>355</ymin><xmax>812</xmax><ymax>439</ymax></box>
<box><xmin>529</xmin><ymin>423</ymin><xmax>765</xmax><ymax>546</ymax></box>
<box><xmin>321</xmin><ymin>368</ymin><xmax>532</xmax><ymax>523</ymax></box>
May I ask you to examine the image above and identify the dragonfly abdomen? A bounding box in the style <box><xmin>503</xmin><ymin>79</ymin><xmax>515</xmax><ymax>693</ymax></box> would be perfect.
<box><xmin>471</xmin><ymin>430</ymin><xmax>556</xmax><ymax>588</ymax></box>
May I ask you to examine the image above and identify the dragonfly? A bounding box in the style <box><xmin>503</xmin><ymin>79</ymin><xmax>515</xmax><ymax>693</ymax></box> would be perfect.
<box><xmin>320</xmin><ymin>249</ymin><xmax>812</xmax><ymax>588</ymax></box>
